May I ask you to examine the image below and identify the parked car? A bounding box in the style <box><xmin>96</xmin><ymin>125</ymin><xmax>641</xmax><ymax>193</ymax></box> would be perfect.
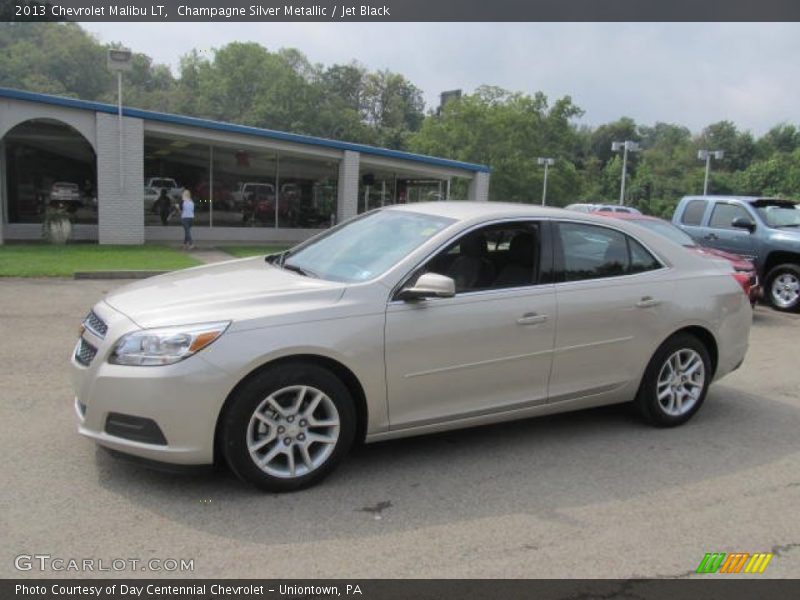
<box><xmin>72</xmin><ymin>202</ymin><xmax>751</xmax><ymax>491</ymax></box>
<box><xmin>673</xmin><ymin>195</ymin><xmax>800</xmax><ymax>312</ymax></box>
<box><xmin>145</xmin><ymin>177</ymin><xmax>182</xmax><ymax>199</ymax></box>
<box><xmin>592</xmin><ymin>204</ymin><xmax>642</xmax><ymax>215</ymax></box>
<box><xmin>565</xmin><ymin>203</ymin><xmax>599</xmax><ymax>213</ymax></box>
<box><xmin>595</xmin><ymin>212</ymin><xmax>760</xmax><ymax>305</ymax></box>
<box><xmin>49</xmin><ymin>182</ymin><xmax>82</xmax><ymax>212</ymax></box>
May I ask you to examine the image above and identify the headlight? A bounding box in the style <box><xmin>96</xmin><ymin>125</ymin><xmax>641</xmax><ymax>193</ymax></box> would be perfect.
<box><xmin>109</xmin><ymin>321</ymin><xmax>230</xmax><ymax>366</ymax></box>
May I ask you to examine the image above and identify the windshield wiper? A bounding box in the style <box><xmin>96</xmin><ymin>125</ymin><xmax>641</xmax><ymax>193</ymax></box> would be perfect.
<box><xmin>282</xmin><ymin>262</ymin><xmax>317</xmax><ymax>278</ymax></box>
<box><xmin>776</xmin><ymin>223</ymin><xmax>800</xmax><ymax>228</ymax></box>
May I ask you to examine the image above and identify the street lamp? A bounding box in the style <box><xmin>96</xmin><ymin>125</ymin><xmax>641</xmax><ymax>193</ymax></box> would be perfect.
<box><xmin>107</xmin><ymin>48</ymin><xmax>133</xmax><ymax>190</ymax></box>
<box><xmin>698</xmin><ymin>149</ymin><xmax>724</xmax><ymax>195</ymax></box>
<box><xmin>611</xmin><ymin>140</ymin><xmax>639</xmax><ymax>205</ymax></box>
<box><xmin>537</xmin><ymin>157</ymin><xmax>555</xmax><ymax>206</ymax></box>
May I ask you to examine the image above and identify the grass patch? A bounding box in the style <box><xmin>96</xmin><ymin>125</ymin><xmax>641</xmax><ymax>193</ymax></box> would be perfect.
<box><xmin>0</xmin><ymin>244</ymin><xmax>202</xmax><ymax>277</ymax></box>
<box><xmin>219</xmin><ymin>245</ymin><xmax>291</xmax><ymax>258</ymax></box>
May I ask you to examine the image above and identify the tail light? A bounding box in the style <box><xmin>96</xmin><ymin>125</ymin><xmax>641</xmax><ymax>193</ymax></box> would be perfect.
<box><xmin>732</xmin><ymin>272</ymin><xmax>751</xmax><ymax>296</ymax></box>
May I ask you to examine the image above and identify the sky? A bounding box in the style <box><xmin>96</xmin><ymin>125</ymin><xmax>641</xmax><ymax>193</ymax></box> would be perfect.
<box><xmin>81</xmin><ymin>22</ymin><xmax>800</xmax><ymax>136</ymax></box>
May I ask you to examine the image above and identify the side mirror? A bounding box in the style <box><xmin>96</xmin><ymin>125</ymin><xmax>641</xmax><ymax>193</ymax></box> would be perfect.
<box><xmin>731</xmin><ymin>216</ymin><xmax>756</xmax><ymax>233</ymax></box>
<box><xmin>398</xmin><ymin>272</ymin><xmax>456</xmax><ymax>301</ymax></box>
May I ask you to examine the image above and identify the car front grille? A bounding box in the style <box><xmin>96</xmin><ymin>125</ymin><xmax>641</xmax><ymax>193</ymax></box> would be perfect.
<box><xmin>83</xmin><ymin>310</ymin><xmax>108</xmax><ymax>338</ymax></box>
<box><xmin>75</xmin><ymin>338</ymin><xmax>98</xmax><ymax>367</ymax></box>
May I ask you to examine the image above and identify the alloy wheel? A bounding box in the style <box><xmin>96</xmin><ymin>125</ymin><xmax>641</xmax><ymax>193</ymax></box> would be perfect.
<box><xmin>770</xmin><ymin>272</ymin><xmax>800</xmax><ymax>309</ymax></box>
<box><xmin>656</xmin><ymin>349</ymin><xmax>706</xmax><ymax>417</ymax></box>
<box><xmin>246</xmin><ymin>385</ymin><xmax>340</xmax><ymax>479</ymax></box>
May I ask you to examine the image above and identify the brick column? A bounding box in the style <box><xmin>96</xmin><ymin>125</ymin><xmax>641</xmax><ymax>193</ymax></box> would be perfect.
<box><xmin>96</xmin><ymin>113</ymin><xmax>144</xmax><ymax>244</ymax></box>
<box><xmin>468</xmin><ymin>171</ymin><xmax>490</xmax><ymax>202</ymax></box>
<box><xmin>337</xmin><ymin>150</ymin><xmax>360</xmax><ymax>224</ymax></box>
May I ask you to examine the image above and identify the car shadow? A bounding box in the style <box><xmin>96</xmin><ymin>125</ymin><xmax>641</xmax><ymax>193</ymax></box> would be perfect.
<box><xmin>94</xmin><ymin>384</ymin><xmax>800</xmax><ymax>546</ymax></box>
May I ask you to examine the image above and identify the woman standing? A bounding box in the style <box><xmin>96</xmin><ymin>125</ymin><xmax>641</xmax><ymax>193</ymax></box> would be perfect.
<box><xmin>180</xmin><ymin>189</ymin><xmax>195</xmax><ymax>250</ymax></box>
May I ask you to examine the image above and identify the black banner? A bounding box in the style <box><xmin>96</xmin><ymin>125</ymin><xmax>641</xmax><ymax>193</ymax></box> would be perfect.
<box><xmin>3</xmin><ymin>0</ymin><xmax>800</xmax><ymax>22</ymax></box>
<box><xmin>4</xmin><ymin>580</ymin><xmax>800</xmax><ymax>600</ymax></box>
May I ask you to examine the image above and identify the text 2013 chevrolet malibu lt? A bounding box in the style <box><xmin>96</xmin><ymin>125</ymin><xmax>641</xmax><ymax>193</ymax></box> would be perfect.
<box><xmin>72</xmin><ymin>203</ymin><xmax>751</xmax><ymax>491</ymax></box>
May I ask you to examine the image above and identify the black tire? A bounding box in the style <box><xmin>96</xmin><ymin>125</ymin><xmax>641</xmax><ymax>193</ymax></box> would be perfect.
<box><xmin>635</xmin><ymin>333</ymin><xmax>712</xmax><ymax>427</ymax></box>
<box><xmin>765</xmin><ymin>263</ymin><xmax>800</xmax><ymax>313</ymax></box>
<box><xmin>221</xmin><ymin>362</ymin><xmax>356</xmax><ymax>492</ymax></box>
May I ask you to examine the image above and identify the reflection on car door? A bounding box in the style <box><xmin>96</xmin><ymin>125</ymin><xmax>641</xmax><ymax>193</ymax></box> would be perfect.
<box><xmin>549</xmin><ymin>221</ymin><xmax>673</xmax><ymax>403</ymax></box>
<box><xmin>702</xmin><ymin>201</ymin><xmax>758</xmax><ymax>260</ymax></box>
<box><xmin>384</xmin><ymin>220</ymin><xmax>556</xmax><ymax>430</ymax></box>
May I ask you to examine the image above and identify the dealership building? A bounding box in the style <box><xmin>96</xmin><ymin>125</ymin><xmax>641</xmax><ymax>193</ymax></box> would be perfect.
<box><xmin>0</xmin><ymin>87</ymin><xmax>491</xmax><ymax>245</ymax></box>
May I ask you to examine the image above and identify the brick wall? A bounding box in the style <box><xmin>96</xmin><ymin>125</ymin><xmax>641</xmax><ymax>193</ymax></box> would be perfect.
<box><xmin>96</xmin><ymin>113</ymin><xmax>144</xmax><ymax>244</ymax></box>
<box><xmin>337</xmin><ymin>150</ymin><xmax>360</xmax><ymax>224</ymax></box>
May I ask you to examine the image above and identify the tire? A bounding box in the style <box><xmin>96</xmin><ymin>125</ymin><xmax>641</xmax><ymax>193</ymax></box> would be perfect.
<box><xmin>635</xmin><ymin>333</ymin><xmax>712</xmax><ymax>427</ymax></box>
<box><xmin>765</xmin><ymin>263</ymin><xmax>800</xmax><ymax>312</ymax></box>
<box><xmin>221</xmin><ymin>362</ymin><xmax>356</xmax><ymax>492</ymax></box>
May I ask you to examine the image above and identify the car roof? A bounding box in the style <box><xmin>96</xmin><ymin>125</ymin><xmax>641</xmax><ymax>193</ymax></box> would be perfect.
<box><xmin>385</xmin><ymin>201</ymin><xmax>654</xmax><ymax>230</ymax></box>
<box><xmin>593</xmin><ymin>212</ymin><xmax>661</xmax><ymax>222</ymax></box>
<box><xmin>681</xmin><ymin>195</ymin><xmax>795</xmax><ymax>204</ymax></box>
<box><xmin>387</xmin><ymin>201</ymin><xmax>574</xmax><ymax>221</ymax></box>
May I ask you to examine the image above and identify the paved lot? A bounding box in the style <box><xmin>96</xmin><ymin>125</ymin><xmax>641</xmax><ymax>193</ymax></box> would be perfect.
<box><xmin>1</xmin><ymin>278</ymin><xmax>799</xmax><ymax>579</ymax></box>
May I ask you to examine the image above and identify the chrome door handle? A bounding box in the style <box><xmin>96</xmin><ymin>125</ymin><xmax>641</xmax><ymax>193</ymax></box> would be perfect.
<box><xmin>636</xmin><ymin>296</ymin><xmax>661</xmax><ymax>308</ymax></box>
<box><xmin>517</xmin><ymin>312</ymin><xmax>548</xmax><ymax>325</ymax></box>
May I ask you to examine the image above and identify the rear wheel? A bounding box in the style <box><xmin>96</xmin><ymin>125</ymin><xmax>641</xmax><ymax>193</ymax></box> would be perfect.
<box><xmin>765</xmin><ymin>263</ymin><xmax>800</xmax><ymax>312</ymax></box>
<box><xmin>636</xmin><ymin>333</ymin><xmax>711</xmax><ymax>427</ymax></box>
<box><xmin>221</xmin><ymin>362</ymin><xmax>356</xmax><ymax>492</ymax></box>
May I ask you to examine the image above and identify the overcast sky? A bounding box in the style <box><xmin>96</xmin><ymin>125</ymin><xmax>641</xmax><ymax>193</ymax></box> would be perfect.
<box><xmin>82</xmin><ymin>22</ymin><xmax>799</xmax><ymax>136</ymax></box>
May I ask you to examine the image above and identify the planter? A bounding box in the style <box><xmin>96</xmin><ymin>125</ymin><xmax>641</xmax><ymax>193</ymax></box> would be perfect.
<box><xmin>42</xmin><ymin>213</ymin><xmax>73</xmax><ymax>245</ymax></box>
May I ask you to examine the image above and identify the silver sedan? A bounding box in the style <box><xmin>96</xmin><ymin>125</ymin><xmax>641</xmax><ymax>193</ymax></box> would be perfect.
<box><xmin>71</xmin><ymin>202</ymin><xmax>751</xmax><ymax>491</ymax></box>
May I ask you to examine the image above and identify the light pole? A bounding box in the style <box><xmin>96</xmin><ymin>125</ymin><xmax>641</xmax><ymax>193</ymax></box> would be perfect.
<box><xmin>537</xmin><ymin>157</ymin><xmax>555</xmax><ymax>206</ymax></box>
<box><xmin>698</xmin><ymin>149</ymin><xmax>724</xmax><ymax>195</ymax></box>
<box><xmin>107</xmin><ymin>48</ymin><xmax>133</xmax><ymax>191</ymax></box>
<box><xmin>611</xmin><ymin>140</ymin><xmax>639</xmax><ymax>205</ymax></box>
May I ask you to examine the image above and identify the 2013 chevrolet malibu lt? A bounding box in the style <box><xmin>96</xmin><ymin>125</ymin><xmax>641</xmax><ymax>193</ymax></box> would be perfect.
<box><xmin>72</xmin><ymin>203</ymin><xmax>751</xmax><ymax>491</ymax></box>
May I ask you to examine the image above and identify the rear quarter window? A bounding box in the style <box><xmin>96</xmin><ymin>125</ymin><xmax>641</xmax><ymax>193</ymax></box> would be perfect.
<box><xmin>681</xmin><ymin>200</ymin><xmax>707</xmax><ymax>226</ymax></box>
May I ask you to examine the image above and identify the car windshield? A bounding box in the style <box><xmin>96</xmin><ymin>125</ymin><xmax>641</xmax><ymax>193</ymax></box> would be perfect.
<box><xmin>282</xmin><ymin>209</ymin><xmax>455</xmax><ymax>283</ymax></box>
<box><xmin>631</xmin><ymin>219</ymin><xmax>696</xmax><ymax>246</ymax></box>
<box><xmin>754</xmin><ymin>202</ymin><xmax>800</xmax><ymax>228</ymax></box>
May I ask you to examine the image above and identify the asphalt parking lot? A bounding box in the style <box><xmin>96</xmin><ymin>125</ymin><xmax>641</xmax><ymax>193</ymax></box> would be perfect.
<box><xmin>2</xmin><ymin>278</ymin><xmax>799</xmax><ymax>579</ymax></box>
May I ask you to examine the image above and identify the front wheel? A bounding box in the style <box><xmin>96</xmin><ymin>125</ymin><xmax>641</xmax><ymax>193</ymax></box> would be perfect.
<box><xmin>765</xmin><ymin>263</ymin><xmax>800</xmax><ymax>312</ymax></box>
<box><xmin>636</xmin><ymin>333</ymin><xmax>711</xmax><ymax>427</ymax></box>
<box><xmin>221</xmin><ymin>363</ymin><xmax>356</xmax><ymax>492</ymax></box>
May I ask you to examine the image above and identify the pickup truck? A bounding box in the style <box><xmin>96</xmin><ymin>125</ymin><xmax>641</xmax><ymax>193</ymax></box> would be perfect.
<box><xmin>672</xmin><ymin>195</ymin><xmax>800</xmax><ymax>312</ymax></box>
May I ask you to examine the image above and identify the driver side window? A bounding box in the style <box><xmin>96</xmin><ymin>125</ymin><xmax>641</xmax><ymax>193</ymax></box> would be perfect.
<box><xmin>419</xmin><ymin>221</ymin><xmax>541</xmax><ymax>293</ymax></box>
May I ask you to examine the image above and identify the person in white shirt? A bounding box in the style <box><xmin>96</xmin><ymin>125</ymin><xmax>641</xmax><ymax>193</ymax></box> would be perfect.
<box><xmin>180</xmin><ymin>189</ymin><xmax>195</xmax><ymax>250</ymax></box>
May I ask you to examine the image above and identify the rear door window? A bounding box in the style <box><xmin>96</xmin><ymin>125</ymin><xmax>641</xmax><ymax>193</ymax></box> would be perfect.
<box><xmin>556</xmin><ymin>223</ymin><xmax>661</xmax><ymax>282</ymax></box>
<box><xmin>681</xmin><ymin>200</ymin><xmax>708</xmax><ymax>225</ymax></box>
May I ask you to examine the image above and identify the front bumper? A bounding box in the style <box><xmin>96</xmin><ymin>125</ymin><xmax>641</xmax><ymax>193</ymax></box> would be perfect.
<box><xmin>71</xmin><ymin>304</ymin><xmax>234</xmax><ymax>465</ymax></box>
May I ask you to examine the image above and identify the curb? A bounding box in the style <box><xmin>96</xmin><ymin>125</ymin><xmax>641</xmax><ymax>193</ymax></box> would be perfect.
<box><xmin>74</xmin><ymin>270</ymin><xmax>168</xmax><ymax>280</ymax></box>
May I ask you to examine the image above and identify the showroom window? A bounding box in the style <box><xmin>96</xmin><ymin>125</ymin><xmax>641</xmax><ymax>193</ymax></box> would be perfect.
<box><xmin>144</xmin><ymin>134</ymin><xmax>338</xmax><ymax>229</ymax></box>
<box><xmin>3</xmin><ymin>119</ymin><xmax>97</xmax><ymax>225</ymax></box>
<box><xmin>357</xmin><ymin>170</ymin><xmax>451</xmax><ymax>213</ymax></box>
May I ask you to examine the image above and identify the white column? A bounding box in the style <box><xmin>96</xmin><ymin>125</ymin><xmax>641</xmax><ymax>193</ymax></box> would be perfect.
<box><xmin>468</xmin><ymin>171</ymin><xmax>490</xmax><ymax>202</ymax></box>
<box><xmin>96</xmin><ymin>113</ymin><xmax>144</xmax><ymax>244</ymax></box>
<box><xmin>337</xmin><ymin>150</ymin><xmax>360</xmax><ymax>224</ymax></box>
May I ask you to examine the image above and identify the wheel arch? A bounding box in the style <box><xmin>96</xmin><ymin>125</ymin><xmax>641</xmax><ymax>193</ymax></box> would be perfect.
<box><xmin>662</xmin><ymin>325</ymin><xmax>718</xmax><ymax>379</ymax></box>
<box><xmin>763</xmin><ymin>251</ymin><xmax>800</xmax><ymax>277</ymax></box>
<box><xmin>213</xmin><ymin>354</ymin><xmax>369</xmax><ymax>463</ymax></box>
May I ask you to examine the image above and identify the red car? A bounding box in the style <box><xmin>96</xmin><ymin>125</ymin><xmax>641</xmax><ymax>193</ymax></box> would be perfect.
<box><xmin>595</xmin><ymin>211</ymin><xmax>760</xmax><ymax>305</ymax></box>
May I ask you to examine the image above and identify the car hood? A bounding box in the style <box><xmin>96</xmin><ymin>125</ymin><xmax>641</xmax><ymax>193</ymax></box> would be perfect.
<box><xmin>104</xmin><ymin>256</ymin><xmax>346</xmax><ymax>329</ymax></box>
<box><xmin>687</xmin><ymin>245</ymin><xmax>754</xmax><ymax>270</ymax></box>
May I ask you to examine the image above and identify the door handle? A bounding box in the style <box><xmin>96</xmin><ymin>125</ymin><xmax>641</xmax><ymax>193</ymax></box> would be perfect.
<box><xmin>517</xmin><ymin>312</ymin><xmax>548</xmax><ymax>325</ymax></box>
<box><xmin>704</xmin><ymin>233</ymin><xmax>718</xmax><ymax>241</ymax></box>
<box><xmin>636</xmin><ymin>296</ymin><xmax>661</xmax><ymax>309</ymax></box>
